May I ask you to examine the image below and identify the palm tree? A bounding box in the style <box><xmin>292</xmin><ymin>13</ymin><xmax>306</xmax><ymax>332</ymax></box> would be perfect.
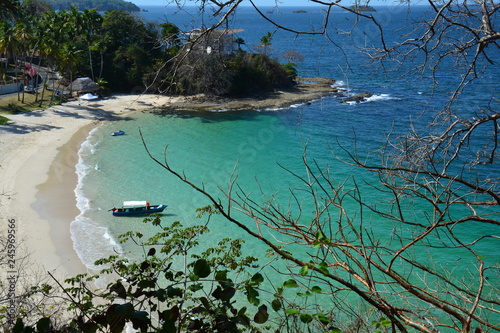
<box><xmin>37</xmin><ymin>10</ymin><xmax>65</xmax><ymax>106</ymax></box>
<box><xmin>81</xmin><ymin>9</ymin><xmax>103</xmax><ymax>81</ymax></box>
<box><xmin>13</xmin><ymin>21</ymin><xmax>36</xmax><ymax>103</ymax></box>
<box><xmin>260</xmin><ymin>32</ymin><xmax>272</xmax><ymax>55</ymax></box>
<box><xmin>0</xmin><ymin>22</ymin><xmax>21</xmax><ymax>99</ymax></box>
<box><xmin>59</xmin><ymin>42</ymin><xmax>83</xmax><ymax>98</ymax></box>
<box><xmin>37</xmin><ymin>36</ymin><xmax>59</xmax><ymax>107</ymax></box>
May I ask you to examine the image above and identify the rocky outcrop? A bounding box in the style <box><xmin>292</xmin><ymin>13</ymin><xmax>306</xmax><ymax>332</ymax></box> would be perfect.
<box><xmin>339</xmin><ymin>92</ymin><xmax>373</xmax><ymax>104</ymax></box>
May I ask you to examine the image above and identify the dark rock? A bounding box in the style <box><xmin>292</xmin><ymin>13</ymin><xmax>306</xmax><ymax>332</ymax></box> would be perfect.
<box><xmin>339</xmin><ymin>92</ymin><xmax>373</xmax><ymax>104</ymax></box>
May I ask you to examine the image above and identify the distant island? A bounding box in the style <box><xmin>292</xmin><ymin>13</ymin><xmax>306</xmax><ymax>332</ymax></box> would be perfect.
<box><xmin>349</xmin><ymin>5</ymin><xmax>377</xmax><ymax>12</ymax></box>
<box><xmin>293</xmin><ymin>10</ymin><xmax>308</xmax><ymax>13</ymax></box>
<box><xmin>44</xmin><ymin>0</ymin><xmax>140</xmax><ymax>11</ymax></box>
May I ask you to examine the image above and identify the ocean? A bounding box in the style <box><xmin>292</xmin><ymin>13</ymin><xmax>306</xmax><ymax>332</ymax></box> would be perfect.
<box><xmin>71</xmin><ymin>4</ymin><xmax>499</xmax><ymax>327</ymax></box>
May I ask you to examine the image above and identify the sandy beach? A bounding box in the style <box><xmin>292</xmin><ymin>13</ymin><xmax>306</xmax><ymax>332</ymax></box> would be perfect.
<box><xmin>0</xmin><ymin>94</ymin><xmax>184</xmax><ymax>281</ymax></box>
<box><xmin>0</xmin><ymin>81</ymin><xmax>338</xmax><ymax>284</ymax></box>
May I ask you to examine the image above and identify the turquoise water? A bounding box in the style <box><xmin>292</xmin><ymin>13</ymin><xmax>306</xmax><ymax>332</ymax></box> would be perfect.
<box><xmin>73</xmin><ymin>95</ymin><xmax>397</xmax><ymax>268</ymax></box>
<box><xmin>70</xmin><ymin>4</ymin><xmax>499</xmax><ymax>328</ymax></box>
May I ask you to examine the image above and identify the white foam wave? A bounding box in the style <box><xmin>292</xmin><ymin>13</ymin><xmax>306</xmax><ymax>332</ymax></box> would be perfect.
<box><xmin>70</xmin><ymin>216</ymin><xmax>123</xmax><ymax>271</ymax></box>
<box><xmin>365</xmin><ymin>93</ymin><xmax>398</xmax><ymax>102</ymax></box>
<box><xmin>72</xmin><ymin>125</ymin><xmax>123</xmax><ymax>272</ymax></box>
<box><xmin>342</xmin><ymin>93</ymin><xmax>398</xmax><ymax>106</ymax></box>
<box><xmin>333</xmin><ymin>80</ymin><xmax>347</xmax><ymax>87</ymax></box>
<box><xmin>74</xmin><ymin>129</ymin><xmax>98</xmax><ymax>214</ymax></box>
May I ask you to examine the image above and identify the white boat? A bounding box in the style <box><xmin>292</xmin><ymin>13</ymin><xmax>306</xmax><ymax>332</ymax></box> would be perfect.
<box><xmin>111</xmin><ymin>201</ymin><xmax>167</xmax><ymax>216</ymax></box>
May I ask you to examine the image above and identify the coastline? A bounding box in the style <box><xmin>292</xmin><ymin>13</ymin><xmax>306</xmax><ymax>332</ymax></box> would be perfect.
<box><xmin>0</xmin><ymin>94</ymin><xmax>186</xmax><ymax>280</ymax></box>
<box><xmin>0</xmin><ymin>81</ymin><xmax>337</xmax><ymax>282</ymax></box>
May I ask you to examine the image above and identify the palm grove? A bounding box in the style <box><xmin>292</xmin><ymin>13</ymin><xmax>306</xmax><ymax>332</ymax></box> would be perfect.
<box><xmin>1</xmin><ymin>0</ymin><xmax>499</xmax><ymax>332</ymax></box>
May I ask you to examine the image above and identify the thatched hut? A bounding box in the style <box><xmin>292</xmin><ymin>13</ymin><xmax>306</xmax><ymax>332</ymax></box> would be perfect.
<box><xmin>67</xmin><ymin>77</ymin><xmax>99</xmax><ymax>96</ymax></box>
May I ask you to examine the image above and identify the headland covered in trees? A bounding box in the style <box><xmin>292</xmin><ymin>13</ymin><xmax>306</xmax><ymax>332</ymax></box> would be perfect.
<box><xmin>45</xmin><ymin>0</ymin><xmax>140</xmax><ymax>11</ymax></box>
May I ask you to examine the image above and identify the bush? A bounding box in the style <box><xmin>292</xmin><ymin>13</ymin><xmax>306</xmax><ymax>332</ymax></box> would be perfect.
<box><xmin>7</xmin><ymin>102</ymin><xmax>23</xmax><ymax>114</ymax></box>
<box><xmin>0</xmin><ymin>115</ymin><xmax>10</xmax><ymax>125</ymax></box>
<box><xmin>172</xmin><ymin>51</ymin><xmax>295</xmax><ymax>96</ymax></box>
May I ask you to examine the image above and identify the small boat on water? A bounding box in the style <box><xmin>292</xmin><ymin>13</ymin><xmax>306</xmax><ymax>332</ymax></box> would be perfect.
<box><xmin>112</xmin><ymin>130</ymin><xmax>125</xmax><ymax>136</ymax></box>
<box><xmin>111</xmin><ymin>201</ymin><xmax>167</xmax><ymax>216</ymax></box>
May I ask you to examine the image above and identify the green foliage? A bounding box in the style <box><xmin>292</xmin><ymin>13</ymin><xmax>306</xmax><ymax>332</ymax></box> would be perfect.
<box><xmin>0</xmin><ymin>115</ymin><xmax>11</xmax><ymax>124</ymax></box>
<box><xmin>259</xmin><ymin>32</ymin><xmax>273</xmax><ymax>55</ymax></box>
<box><xmin>371</xmin><ymin>317</ymin><xmax>392</xmax><ymax>332</ymax></box>
<box><xmin>3</xmin><ymin>7</ymin><xmax>169</xmax><ymax>93</ymax></box>
<box><xmin>173</xmin><ymin>51</ymin><xmax>295</xmax><ymax>97</ymax></box>
<box><xmin>281</xmin><ymin>63</ymin><xmax>298</xmax><ymax>80</ymax></box>
<box><xmin>5</xmin><ymin>212</ymin><xmax>347</xmax><ymax>332</ymax></box>
<box><xmin>7</xmin><ymin>102</ymin><xmax>24</xmax><ymax>113</ymax></box>
<box><xmin>13</xmin><ymin>218</ymin><xmax>270</xmax><ymax>332</ymax></box>
<box><xmin>44</xmin><ymin>0</ymin><xmax>140</xmax><ymax>11</ymax></box>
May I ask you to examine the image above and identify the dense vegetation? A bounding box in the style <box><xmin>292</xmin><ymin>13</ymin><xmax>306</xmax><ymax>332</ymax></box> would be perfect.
<box><xmin>171</xmin><ymin>52</ymin><xmax>296</xmax><ymax>96</ymax></box>
<box><xmin>0</xmin><ymin>0</ymin><xmax>296</xmax><ymax>97</ymax></box>
<box><xmin>44</xmin><ymin>0</ymin><xmax>140</xmax><ymax>11</ymax></box>
<box><xmin>5</xmin><ymin>216</ymin><xmax>337</xmax><ymax>332</ymax></box>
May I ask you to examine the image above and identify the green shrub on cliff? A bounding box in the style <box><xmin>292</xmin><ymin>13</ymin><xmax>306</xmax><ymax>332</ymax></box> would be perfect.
<box><xmin>171</xmin><ymin>51</ymin><xmax>296</xmax><ymax>97</ymax></box>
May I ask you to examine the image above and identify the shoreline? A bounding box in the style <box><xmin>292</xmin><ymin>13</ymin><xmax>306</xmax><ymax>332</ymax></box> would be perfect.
<box><xmin>32</xmin><ymin>124</ymin><xmax>95</xmax><ymax>276</ymax></box>
<box><xmin>0</xmin><ymin>81</ymin><xmax>337</xmax><ymax>282</ymax></box>
<box><xmin>0</xmin><ymin>94</ymin><xmax>186</xmax><ymax>280</ymax></box>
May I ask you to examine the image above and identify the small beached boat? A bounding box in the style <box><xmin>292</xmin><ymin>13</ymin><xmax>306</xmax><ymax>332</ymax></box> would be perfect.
<box><xmin>111</xmin><ymin>201</ymin><xmax>167</xmax><ymax>216</ymax></box>
<box><xmin>112</xmin><ymin>130</ymin><xmax>125</xmax><ymax>136</ymax></box>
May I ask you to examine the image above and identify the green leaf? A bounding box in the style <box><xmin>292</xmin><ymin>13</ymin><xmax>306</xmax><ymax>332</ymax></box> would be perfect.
<box><xmin>110</xmin><ymin>281</ymin><xmax>127</xmax><ymax>299</ymax></box>
<box><xmin>381</xmin><ymin>318</ymin><xmax>392</xmax><ymax>326</ymax></box>
<box><xmin>253</xmin><ymin>305</ymin><xmax>269</xmax><ymax>324</ymax></box>
<box><xmin>283</xmin><ymin>279</ymin><xmax>299</xmax><ymax>288</ymax></box>
<box><xmin>316</xmin><ymin>231</ymin><xmax>325</xmax><ymax>240</ymax></box>
<box><xmin>300</xmin><ymin>313</ymin><xmax>313</xmax><ymax>323</ymax></box>
<box><xmin>188</xmin><ymin>283</ymin><xmax>203</xmax><ymax>292</ymax></box>
<box><xmin>113</xmin><ymin>303</ymin><xmax>134</xmax><ymax>317</ymax></box>
<box><xmin>284</xmin><ymin>308</ymin><xmax>299</xmax><ymax>315</ymax></box>
<box><xmin>271</xmin><ymin>298</ymin><xmax>282</xmax><ymax>312</ymax></box>
<box><xmin>315</xmin><ymin>312</ymin><xmax>329</xmax><ymax>325</ymax></box>
<box><xmin>166</xmin><ymin>286</ymin><xmax>183</xmax><ymax>298</ymax></box>
<box><xmin>251</xmin><ymin>272</ymin><xmax>264</xmax><ymax>285</ymax></box>
<box><xmin>318</xmin><ymin>261</ymin><xmax>329</xmax><ymax>274</ymax></box>
<box><xmin>330</xmin><ymin>328</ymin><xmax>343</xmax><ymax>333</ymax></box>
<box><xmin>130</xmin><ymin>311</ymin><xmax>150</xmax><ymax>331</ymax></box>
<box><xmin>199</xmin><ymin>297</ymin><xmax>211</xmax><ymax>311</ymax></box>
<box><xmin>147</xmin><ymin>248</ymin><xmax>156</xmax><ymax>256</ymax></box>
<box><xmin>36</xmin><ymin>317</ymin><xmax>51</xmax><ymax>333</ymax></box>
<box><xmin>212</xmin><ymin>286</ymin><xmax>236</xmax><ymax>302</ymax></box>
<box><xmin>245</xmin><ymin>285</ymin><xmax>260</xmax><ymax>306</ymax></box>
<box><xmin>193</xmin><ymin>259</ymin><xmax>211</xmax><ymax>278</ymax></box>
<box><xmin>311</xmin><ymin>285</ymin><xmax>322</xmax><ymax>293</ymax></box>
<box><xmin>138</xmin><ymin>279</ymin><xmax>156</xmax><ymax>289</ymax></box>
<box><xmin>299</xmin><ymin>265</ymin><xmax>309</xmax><ymax>276</ymax></box>
<box><xmin>215</xmin><ymin>270</ymin><xmax>228</xmax><ymax>282</ymax></box>
<box><xmin>220</xmin><ymin>286</ymin><xmax>236</xmax><ymax>301</ymax></box>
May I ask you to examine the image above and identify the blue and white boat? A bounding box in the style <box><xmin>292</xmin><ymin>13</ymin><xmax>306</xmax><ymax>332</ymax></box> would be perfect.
<box><xmin>111</xmin><ymin>201</ymin><xmax>167</xmax><ymax>216</ymax></box>
<box><xmin>111</xmin><ymin>130</ymin><xmax>125</xmax><ymax>136</ymax></box>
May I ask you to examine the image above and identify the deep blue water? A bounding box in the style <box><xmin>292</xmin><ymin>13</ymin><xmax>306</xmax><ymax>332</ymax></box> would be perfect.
<box><xmin>72</xmin><ymin>4</ymin><xmax>499</xmax><ymax>328</ymax></box>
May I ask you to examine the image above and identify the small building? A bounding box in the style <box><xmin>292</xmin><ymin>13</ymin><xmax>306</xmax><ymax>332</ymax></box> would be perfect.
<box><xmin>67</xmin><ymin>77</ymin><xmax>99</xmax><ymax>96</ymax></box>
<box><xmin>184</xmin><ymin>28</ymin><xmax>244</xmax><ymax>55</ymax></box>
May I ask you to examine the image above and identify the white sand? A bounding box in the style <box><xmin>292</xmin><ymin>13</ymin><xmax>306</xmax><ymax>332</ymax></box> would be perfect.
<box><xmin>0</xmin><ymin>94</ymin><xmax>183</xmax><ymax>280</ymax></box>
